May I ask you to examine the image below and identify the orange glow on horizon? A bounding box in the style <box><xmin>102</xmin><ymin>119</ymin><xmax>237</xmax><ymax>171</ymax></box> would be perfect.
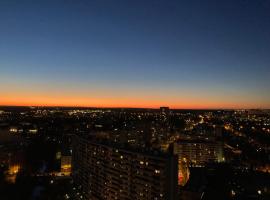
<box><xmin>0</xmin><ymin>95</ymin><xmax>266</xmax><ymax>109</ymax></box>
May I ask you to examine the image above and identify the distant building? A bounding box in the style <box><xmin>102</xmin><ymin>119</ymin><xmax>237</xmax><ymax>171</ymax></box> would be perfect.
<box><xmin>72</xmin><ymin>135</ymin><xmax>179</xmax><ymax>200</ymax></box>
<box><xmin>173</xmin><ymin>137</ymin><xmax>224</xmax><ymax>186</ymax></box>
<box><xmin>174</xmin><ymin>138</ymin><xmax>224</xmax><ymax>166</ymax></box>
<box><xmin>160</xmin><ymin>107</ymin><xmax>170</xmax><ymax>115</ymax></box>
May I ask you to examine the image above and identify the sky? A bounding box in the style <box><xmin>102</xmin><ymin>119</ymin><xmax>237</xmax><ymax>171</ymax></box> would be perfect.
<box><xmin>0</xmin><ymin>0</ymin><xmax>270</xmax><ymax>109</ymax></box>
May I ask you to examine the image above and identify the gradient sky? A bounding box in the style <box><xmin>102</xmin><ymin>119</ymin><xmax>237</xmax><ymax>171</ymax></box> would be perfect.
<box><xmin>1</xmin><ymin>0</ymin><xmax>270</xmax><ymax>109</ymax></box>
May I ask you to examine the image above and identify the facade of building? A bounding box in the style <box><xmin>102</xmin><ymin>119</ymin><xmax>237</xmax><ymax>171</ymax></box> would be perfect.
<box><xmin>174</xmin><ymin>139</ymin><xmax>224</xmax><ymax>167</ymax></box>
<box><xmin>173</xmin><ymin>138</ymin><xmax>224</xmax><ymax>186</ymax></box>
<box><xmin>72</xmin><ymin>135</ymin><xmax>179</xmax><ymax>200</ymax></box>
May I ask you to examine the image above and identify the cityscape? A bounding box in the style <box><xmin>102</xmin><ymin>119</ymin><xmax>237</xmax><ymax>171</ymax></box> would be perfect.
<box><xmin>1</xmin><ymin>0</ymin><xmax>270</xmax><ymax>200</ymax></box>
<box><xmin>0</xmin><ymin>107</ymin><xmax>269</xmax><ymax>199</ymax></box>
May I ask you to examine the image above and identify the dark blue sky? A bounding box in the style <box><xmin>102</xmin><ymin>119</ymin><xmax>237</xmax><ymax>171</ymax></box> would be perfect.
<box><xmin>1</xmin><ymin>0</ymin><xmax>270</xmax><ymax>108</ymax></box>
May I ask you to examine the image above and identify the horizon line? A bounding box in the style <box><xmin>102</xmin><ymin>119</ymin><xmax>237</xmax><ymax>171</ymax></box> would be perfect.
<box><xmin>0</xmin><ymin>104</ymin><xmax>269</xmax><ymax>110</ymax></box>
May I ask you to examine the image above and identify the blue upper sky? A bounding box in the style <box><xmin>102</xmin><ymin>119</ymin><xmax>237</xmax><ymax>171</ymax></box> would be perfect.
<box><xmin>0</xmin><ymin>0</ymin><xmax>270</xmax><ymax>108</ymax></box>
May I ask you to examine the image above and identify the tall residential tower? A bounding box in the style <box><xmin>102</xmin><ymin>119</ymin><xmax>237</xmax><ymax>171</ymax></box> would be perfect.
<box><xmin>72</xmin><ymin>134</ymin><xmax>179</xmax><ymax>200</ymax></box>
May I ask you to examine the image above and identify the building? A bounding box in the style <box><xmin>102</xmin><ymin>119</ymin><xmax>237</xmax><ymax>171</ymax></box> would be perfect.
<box><xmin>174</xmin><ymin>139</ymin><xmax>224</xmax><ymax>167</ymax></box>
<box><xmin>160</xmin><ymin>107</ymin><xmax>170</xmax><ymax>115</ymax></box>
<box><xmin>61</xmin><ymin>155</ymin><xmax>72</xmax><ymax>175</ymax></box>
<box><xmin>72</xmin><ymin>135</ymin><xmax>179</xmax><ymax>200</ymax></box>
<box><xmin>173</xmin><ymin>136</ymin><xmax>224</xmax><ymax>186</ymax></box>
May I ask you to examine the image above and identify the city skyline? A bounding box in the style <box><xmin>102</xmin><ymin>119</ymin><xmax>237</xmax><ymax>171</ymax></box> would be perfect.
<box><xmin>1</xmin><ymin>0</ymin><xmax>270</xmax><ymax>109</ymax></box>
